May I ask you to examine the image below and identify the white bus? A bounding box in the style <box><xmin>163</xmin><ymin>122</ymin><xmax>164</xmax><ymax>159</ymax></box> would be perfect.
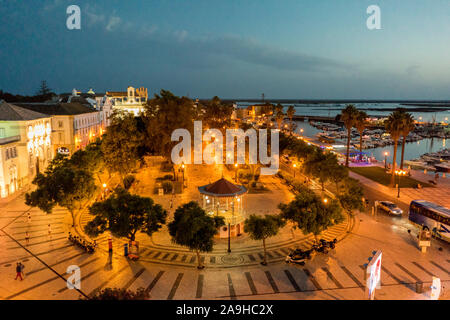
<box><xmin>408</xmin><ymin>200</ymin><xmax>450</xmax><ymax>243</ymax></box>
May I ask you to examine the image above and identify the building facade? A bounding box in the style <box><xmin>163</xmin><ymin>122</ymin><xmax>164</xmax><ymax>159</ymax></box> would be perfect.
<box><xmin>106</xmin><ymin>86</ymin><xmax>148</xmax><ymax>116</ymax></box>
<box><xmin>0</xmin><ymin>102</ymin><xmax>52</xmax><ymax>198</ymax></box>
<box><xmin>17</xmin><ymin>103</ymin><xmax>103</xmax><ymax>156</ymax></box>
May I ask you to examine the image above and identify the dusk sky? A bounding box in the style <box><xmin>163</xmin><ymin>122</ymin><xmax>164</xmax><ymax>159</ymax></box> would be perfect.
<box><xmin>0</xmin><ymin>0</ymin><xmax>449</xmax><ymax>99</ymax></box>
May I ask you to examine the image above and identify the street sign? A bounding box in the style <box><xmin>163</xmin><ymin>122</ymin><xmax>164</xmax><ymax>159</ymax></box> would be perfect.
<box><xmin>366</xmin><ymin>250</ymin><xmax>382</xmax><ymax>300</ymax></box>
<box><xmin>430</xmin><ymin>277</ymin><xmax>441</xmax><ymax>300</ymax></box>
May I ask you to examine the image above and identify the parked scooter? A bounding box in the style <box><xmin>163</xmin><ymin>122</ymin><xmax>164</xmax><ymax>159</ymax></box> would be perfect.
<box><xmin>285</xmin><ymin>248</ymin><xmax>315</xmax><ymax>265</ymax></box>
<box><xmin>316</xmin><ymin>238</ymin><xmax>337</xmax><ymax>254</ymax></box>
<box><xmin>286</xmin><ymin>238</ymin><xmax>337</xmax><ymax>265</ymax></box>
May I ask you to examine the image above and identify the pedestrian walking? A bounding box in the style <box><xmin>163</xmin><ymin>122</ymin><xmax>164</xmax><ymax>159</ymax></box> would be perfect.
<box><xmin>20</xmin><ymin>262</ymin><xmax>25</xmax><ymax>279</ymax></box>
<box><xmin>25</xmin><ymin>232</ymin><xmax>30</xmax><ymax>246</ymax></box>
<box><xmin>170</xmin><ymin>198</ymin><xmax>173</xmax><ymax>209</ymax></box>
<box><xmin>14</xmin><ymin>263</ymin><xmax>23</xmax><ymax>281</ymax></box>
<box><xmin>27</xmin><ymin>212</ymin><xmax>31</xmax><ymax>224</ymax></box>
<box><xmin>48</xmin><ymin>224</ymin><xmax>52</xmax><ymax>238</ymax></box>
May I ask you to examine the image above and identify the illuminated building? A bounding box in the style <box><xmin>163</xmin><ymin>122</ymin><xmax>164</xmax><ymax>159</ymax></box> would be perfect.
<box><xmin>106</xmin><ymin>86</ymin><xmax>148</xmax><ymax>116</ymax></box>
<box><xmin>17</xmin><ymin>102</ymin><xmax>103</xmax><ymax>156</ymax></box>
<box><xmin>0</xmin><ymin>101</ymin><xmax>52</xmax><ymax>198</ymax></box>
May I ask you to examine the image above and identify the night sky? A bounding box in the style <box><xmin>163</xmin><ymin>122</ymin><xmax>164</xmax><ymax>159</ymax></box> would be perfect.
<box><xmin>0</xmin><ymin>0</ymin><xmax>449</xmax><ymax>99</ymax></box>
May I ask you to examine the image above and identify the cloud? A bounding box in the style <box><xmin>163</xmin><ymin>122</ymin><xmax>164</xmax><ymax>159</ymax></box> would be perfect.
<box><xmin>195</xmin><ymin>35</ymin><xmax>350</xmax><ymax>72</ymax></box>
<box><xmin>106</xmin><ymin>16</ymin><xmax>121</xmax><ymax>32</ymax></box>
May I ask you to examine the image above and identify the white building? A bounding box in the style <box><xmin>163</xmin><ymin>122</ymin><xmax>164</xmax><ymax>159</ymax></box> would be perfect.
<box><xmin>106</xmin><ymin>86</ymin><xmax>148</xmax><ymax>116</ymax></box>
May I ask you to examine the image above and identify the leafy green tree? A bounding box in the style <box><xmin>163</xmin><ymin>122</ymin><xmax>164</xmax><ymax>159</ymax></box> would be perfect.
<box><xmin>355</xmin><ymin>110</ymin><xmax>368</xmax><ymax>160</ymax></box>
<box><xmin>338</xmin><ymin>177</ymin><xmax>364</xmax><ymax>216</ymax></box>
<box><xmin>168</xmin><ymin>201</ymin><xmax>225</xmax><ymax>269</ymax></box>
<box><xmin>340</xmin><ymin>105</ymin><xmax>359</xmax><ymax>167</ymax></box>
<box><xmin>143</xmin><ymin>90</ymin><xmax>197</xmax><ymax>159</ymax></box>
<box><xmin>25</xmin><ymin>159</ymin><xmax>97</xmax><ymax>226</ymax></box>
<box><xmin>385</xmin><ymin>109</ymin><xmax>404</xmax><ymax>186</ymax></box>
<box><xmin>101</xmin><ymin>111</ymin><xmax>143</xmax><ymax>184</ymax></box>
<box><xmin>244</xmin><ymin>214</ymin><xmax>286</xmax><ymax>265</ymax></box>
<box><xmin>330</xmin><ymin>164</ymin><xmax>349</xmax><ymax>193</ymax></box>
<box><xmin>70</xmin><ymin>138</ymin><xmax>105</xmax><ymax>184</ymax></box>
<box><xmin>304</xmin><ymin>150</ymin><xmax>339</xmax><ymax>191</ymax></box>
<box><xmin>200</xmin><ymin>96</ymin><xmax>234</xmax><ymax>130</ymax></box>
<box><xmin>278</xmin><ymin>189</ymin><xmax>343</xmax><ymax>242</ymax></box>
<box><xmin>85</xmin><ymin>188</ymin><xmax>167</xmax><ymax>241</ymax></box>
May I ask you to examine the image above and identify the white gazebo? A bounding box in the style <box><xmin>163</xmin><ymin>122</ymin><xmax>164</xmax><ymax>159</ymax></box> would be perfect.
<box><xmin>198</xmin><ymin>177</ymin><xmax>247</xmax><ymax>238</ymax></box>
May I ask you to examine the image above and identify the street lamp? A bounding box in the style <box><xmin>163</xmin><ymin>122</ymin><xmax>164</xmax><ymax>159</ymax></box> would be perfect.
<box><xmin>323</xmin><ymin>198</ymin><xmax>328</xmax><ymax>204</ymax></box>
<box><xmin>102</xmin><ymin>183</ymin><xmax>107</xmax><ymax>199</ymax></box>
<box><xmin>181</xmin><ymin>163</ymin><xmax>185</xmax><ymax>187</ymax></box>
<box><xmin>395</xmin><ymin>170</ymin><xmax>406</xmax><ymax>198</ymax></box>
<box><xmin>300</xmin><ymin>128</ymin><xmax>304</xmax><ymax>137</ymax></box>
<box><xmin>384</xmin><ymin>152</ymin><xmax>389</xmax><ymax>170</ymax></box>
<box><xmin>234</xmin><ymin>163</ymin><xmax>238</xmax><ymax>182</ymax></box>
<box><xmin>293</xmin><ymin>163</ymin><xmax>297</xmax><ymax>178</ymax></box>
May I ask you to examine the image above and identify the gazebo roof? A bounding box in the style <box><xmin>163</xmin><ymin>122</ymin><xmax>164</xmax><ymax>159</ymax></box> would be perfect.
<box><xmin>198</xmin><ymin>178</ymin><xmax>247</xmax><ymax>197</ymax></box>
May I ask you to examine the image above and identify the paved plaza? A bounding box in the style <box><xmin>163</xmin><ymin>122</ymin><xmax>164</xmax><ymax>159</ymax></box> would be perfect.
<box><xmin>0</xmin><ymin>162</ymin><xmax>448</xmax><ymax>300</ymax></box>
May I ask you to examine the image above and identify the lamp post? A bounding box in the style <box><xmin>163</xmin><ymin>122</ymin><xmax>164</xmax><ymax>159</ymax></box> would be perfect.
<box><xmin>384</xmin><ymin>152</ymin><xmax>389</xmax><ymax>170</ymax></box>
<box><xmin>395</xmin><ymin>170</ymin><xmax>406</xmax><ymax>198</ymax></box>
<box><xmin>293</xmin><ymin>163</ymin><xmax>297</xmax><ymax>178</ymax></box>
<box><xmin>323</xmin><ymin>198</ymin><xmax>328</xmax><ymax>204</ymax></box>
<box><xmin>181</xmin><ymin>163</ymin><xmax>185</xmax><ymax>188</ymax></box>
<box><xmin>234</xmin><ymin>163</ymin><xmax>238</xmax><ymax>182</ymax></box>
<box><xmin>102</xmin><ymin>183</ymin><xmax>107</xmax><ymax>199</ymax></box>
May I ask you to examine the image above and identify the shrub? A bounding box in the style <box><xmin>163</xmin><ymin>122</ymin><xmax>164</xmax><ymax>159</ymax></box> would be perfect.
<box><xmin>86</xmin><ymin>287</ymin><xmax>149</xmax><ymax>300</ymax></box>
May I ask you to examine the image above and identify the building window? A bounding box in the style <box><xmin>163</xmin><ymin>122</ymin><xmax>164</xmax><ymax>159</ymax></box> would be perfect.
<box><xmin>0</xmin><ymin>128</ymin><xmax>5</xmax><ymax>138</ymax></box>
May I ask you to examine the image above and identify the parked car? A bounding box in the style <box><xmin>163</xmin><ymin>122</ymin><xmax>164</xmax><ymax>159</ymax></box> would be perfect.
<box><xmin>378</xmin><ymin>201</ymin><xmax>403</xmax><ymax>215</ymax></box>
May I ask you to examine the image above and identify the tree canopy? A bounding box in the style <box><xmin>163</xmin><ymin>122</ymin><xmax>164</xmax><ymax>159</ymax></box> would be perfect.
<box><xmin>168</xmin><ymin>201</ymin><xmax>224</xmax><ymax>268</ymax></box>
<box><xmin>244</xmin><ymin>214</ymin><xmax>286</xmax><ymax>265</ymax></box>
<box><xmin>101</xmin><ymin>111</ymin><xmax>143</xmax><ymax>182</ymax></box>
<box><xmin>278</xmin><ymin>189</ymin><xmax>343</xmax><ymax>241</ymax></box>
<box><xmin>84</xmin><ymin>188</ymin><xmax>167</xmax><ymax>241</ymax></box>
<box><xmin>25</xmin><ymin>155</ymin><xmax>97</xmax><ymax>225</ymax></box>
<box><xmin>143</xmin><ymin>90</ymin><xmax>197</xmax><ymax>159</ymax></box>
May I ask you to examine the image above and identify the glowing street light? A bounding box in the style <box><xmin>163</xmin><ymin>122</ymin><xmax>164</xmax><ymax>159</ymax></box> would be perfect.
<box><xmin>384</xmin><ymin>151</ymin><xmax>389</xmax><ymax>170</ymax></box>
<box><xmin>292</xmin><ymin>163</ymin><xmax>297</xmax><ymax>178</ymax></box>
<box><xmin>395</xmin><ymin>170</ymin><xmax>407</xmax><ymax>198</ymax></box>
<box><xmin>234</xmin><ymin>163</ymin><xmax>238</xmax><ymax>181</ymax></box>
<box><xmin>323</xmin><ymin>198</ymin><xmax>328</xmax><ymax>204</ymax></box>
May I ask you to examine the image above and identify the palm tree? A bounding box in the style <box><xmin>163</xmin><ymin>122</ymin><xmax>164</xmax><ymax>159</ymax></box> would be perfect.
<box><xmin>399</xmin><ymin>110</ymin><xmax>415</xmax><ymax>169</ymax></box>
<box><xmin>275</xmin><ymin>110</ymin><xmax>284</xmax><ymax>130</ymax></box>
<box><xmin>340</xmin><ymin>105</ymin><xmax>359</xmax><ymax>167</ymax></box>
<box><xmin>286</xmin><ymin>105</ymin><xmax>295</xmax><ymax>134</ymax></box>
<box><xmin>385</xmin><ymin>109</ymin><xmax>404</xmax><ymax>186</ymax></box>
<box><xmin>355</xmin><ymin>111</ymin><xmax>368</xmax><ymax>161</ymax></box>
